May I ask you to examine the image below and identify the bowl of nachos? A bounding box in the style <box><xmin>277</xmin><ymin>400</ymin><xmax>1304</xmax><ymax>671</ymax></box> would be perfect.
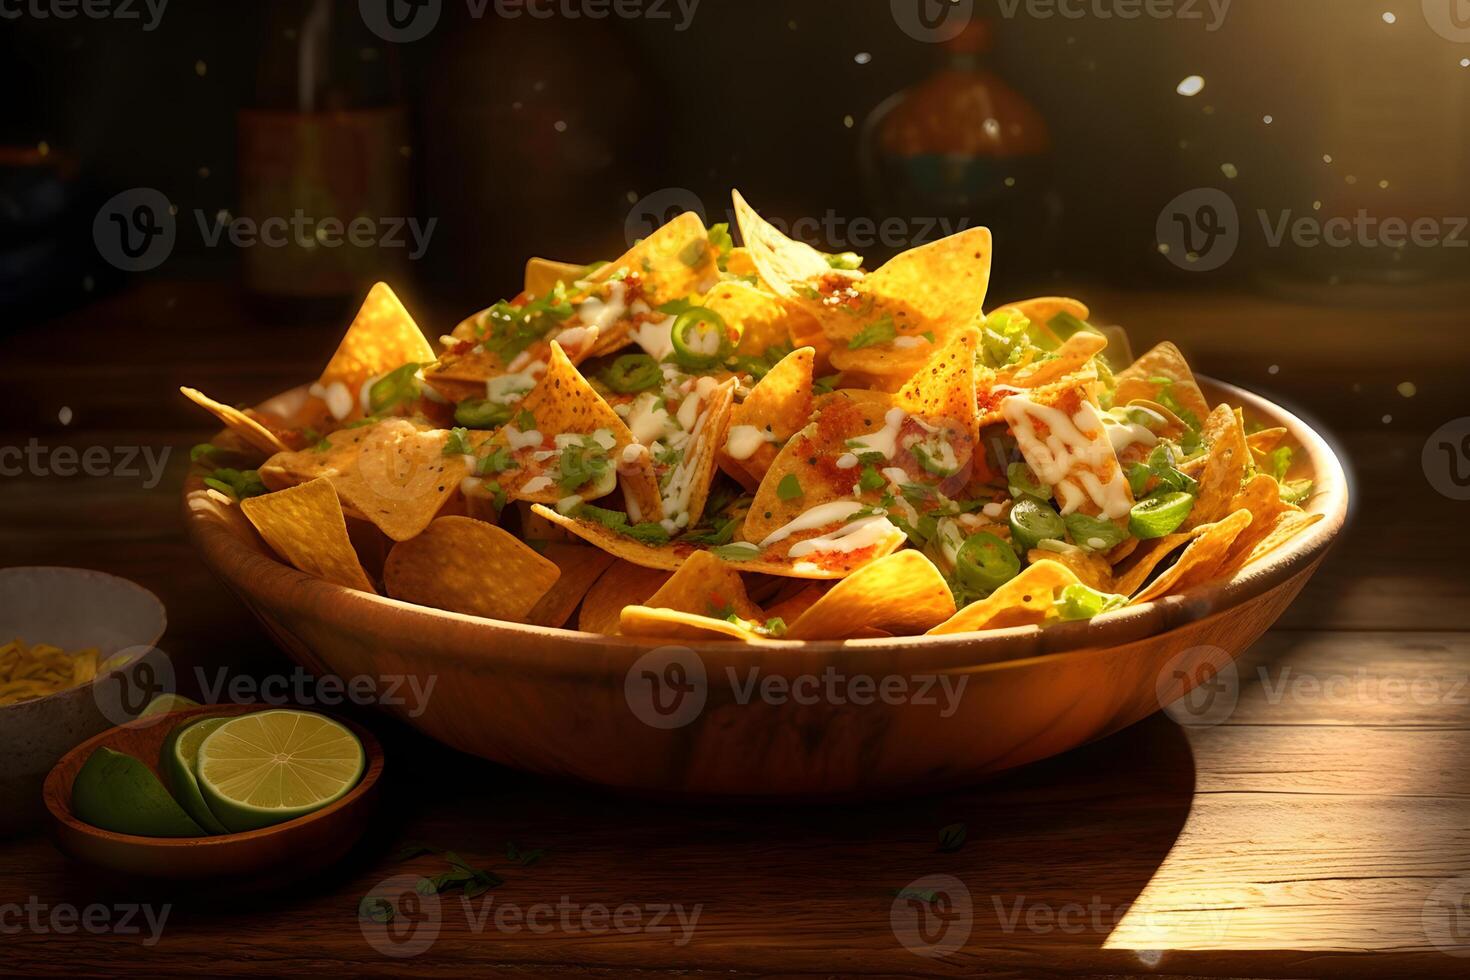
<box><xmin>181</xmin><ymin>191</ymin><xmax>1346</xmax><ymax>798</ymax></box>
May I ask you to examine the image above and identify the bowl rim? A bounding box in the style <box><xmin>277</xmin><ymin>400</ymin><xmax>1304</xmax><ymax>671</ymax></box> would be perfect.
<box><xmin>182</xmin><ymin>375</ymin><xmax>1348</xmax><ymax>666</ymax></box>
<box><xmin>0</xmin><ymin>566</ymin><xmax>168</xmax><ymax>714</ymax></box>
<box><xmin>42</xmin><ymin>702</ymin><xmax>384</xmax><ymax>848</ymax></box>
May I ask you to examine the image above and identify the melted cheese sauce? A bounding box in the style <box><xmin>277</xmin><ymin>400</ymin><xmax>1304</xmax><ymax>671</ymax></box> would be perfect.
<box><xmin>844</xmin><ymin>407</ymin><xmax>909</xmax><ymax>461</ymax></box>
<box><xmin>1001</xmin><ymin>393</ymin><xmax>1132</xmax><ymax>519</ymax></box>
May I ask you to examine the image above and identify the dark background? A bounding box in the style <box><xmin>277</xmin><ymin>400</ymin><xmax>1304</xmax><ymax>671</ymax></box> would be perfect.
<box><xmin>6</xmin><ymin>0</ymin><xmax>1469</xmax><ymax>308</ymax></box>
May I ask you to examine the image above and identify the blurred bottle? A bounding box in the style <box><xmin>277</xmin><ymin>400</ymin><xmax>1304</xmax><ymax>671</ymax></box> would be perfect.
<box><xmin>860</xmin><ymin>18</ymin><xmax>1058</xmax><ymax>272</ymax></box>
<box><xmin>239</xmin><ymin>0</ymin><xmax>410</xmax><ymax>319</ymax></box>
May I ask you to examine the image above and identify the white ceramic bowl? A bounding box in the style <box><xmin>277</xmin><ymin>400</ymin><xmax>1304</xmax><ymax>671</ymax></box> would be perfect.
<box><xmin>0</xmin><ymin>567</ymin><xmax>167</xmax><ymax>833</ymax></box>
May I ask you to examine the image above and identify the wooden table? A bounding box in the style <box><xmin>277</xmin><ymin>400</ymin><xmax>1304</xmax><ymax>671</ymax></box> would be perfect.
<box><xmin>2</xmin><ymin>280</ymin><xmax>1467</xmax><ymax>977</ymax></box>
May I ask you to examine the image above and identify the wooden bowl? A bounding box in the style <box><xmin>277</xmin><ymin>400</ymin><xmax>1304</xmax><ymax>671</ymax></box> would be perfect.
<box><xmin>43</xmin><ymin>703</ymin><xmax>383</xmax><ymax>882</ymax></box>
<box><xmin>183</xmin><ymin>378</ymin><xmax>1347</xmax><ymax>799</ymax></box>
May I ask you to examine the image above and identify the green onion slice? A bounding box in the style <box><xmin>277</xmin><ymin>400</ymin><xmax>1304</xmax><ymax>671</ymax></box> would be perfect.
<box><xmin>955</xmin><ymin>531</ymin><xmax>1021</xmax><ymax>595</ymax></box>
<box><xmin>1009</xmin><ymin>496</ymin><xmax>1065</xmax><ymax>552</ymax></box>
<box><xmin>1129</xmin><ymin>491</ymin><xmax>1195</xmax><ymax>539</ymax></box>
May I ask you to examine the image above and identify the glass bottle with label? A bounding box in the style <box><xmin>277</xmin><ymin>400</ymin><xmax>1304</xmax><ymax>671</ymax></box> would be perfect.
<box><xmin>239</xmin><ymin>0</ymin><xmax>410</xmax><ymax>318</ymax></box>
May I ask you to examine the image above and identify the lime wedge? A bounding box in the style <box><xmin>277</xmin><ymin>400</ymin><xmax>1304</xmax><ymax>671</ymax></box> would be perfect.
<box><xmin>160</xmin><ymin>716</ymin><xmax>231</xmax><ymax>835</ymax></box>
<box><xmin>195</xmin><ymin>710</ymin><xmax>365</xmax><ymax>832</ymax></box>
<box><xmin>71</xmin><ymin>747</ymin><xmax>207</xmax><ymax>838</ymax></box>
<box><xmin>140</xmin><ymin>693</ymin><xmax>201</xmax><ymax>718</ymax></box>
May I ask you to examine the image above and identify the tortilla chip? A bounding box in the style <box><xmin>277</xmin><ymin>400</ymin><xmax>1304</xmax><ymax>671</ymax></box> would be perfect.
<box><xmin>743</xmin><ymin>332</ymin><xmax>981</xmax><ymax>544</ymax></box>
<box><xmin>487</xmin><ymin>341</ymin><xmax>663</xmax><ymax>518</ymax></box>
<box><xmin>518</xmin><ymin>500</ymin><xmax>574</xmax><ymax>542</ymax></box>
<box><xmin>724</xmin><ymin>246</ymin><xmax>758</xmax><ymax>279</ymax></box>
<box><xmin>786</xmin><ymin>550</ymin><xmax>956</xmax><ymax>640</ymax></box>
<box><xmin>1134</xmin><ymin>508</ymin><xmax>1254</xmax><ymax>604</ymax></box>
<box><xmin>704</xmin><ymin>280</ymin><xmax>803</xmax><ymax>359</ymax></box>
<box><xmin>927</xmin><ymin>560</ymin><xmax>1081</xmax><ymax>635</ymax></box>
<box><xmin>619</xmin><ymin>606</ymin><xmax>762</xmax><ymax>642</ymax></box>
<box><xmin>895</xmin><ymin>327</ymin><xmax>980</xmax><ymax>439</ymax></box>
<box><xmin>1000</xmin><ymin>382</ymin><xmax>1133</xmax><ymax>521</ymax></box>
<box><xmin>1027</xmin><ymin>547</ymin><xmax>1115</xmax><ymax>594</ymax></box>
<box><xmin>313</xmin><ymin>282</ymin><xmax>435</xmax><ymax>424</ymax></box>
<box><xmin>1246</xmin><ymin>427</ymin><xmax>1288</xmax><ymax>454</ymax></box>
<box><xmin>741</xmin><ymin>389</ymin><xmax>894</xmax><ymax>543</ymax></box>
<box><xmin>719</xmin><ymin>346</ymin><xmax>815</xmax><ymax>487</ymax></box>
<box><xmin>1184</xmin><ymin>404</ymin><xmax>1249</xmax><ymax>530</ymax></box>
<box><xmin>633</xmin><ymin>550</ymin><xmax>765</xmax><ymax>622</ymax></box>
<box><xmin>241</xmin><ymin>478</ymin><xmax>377</xmax><ymax>593</ymax></box>
<box><xmin>1114</xmin><ymin>532</ymin><xmax>1197</xmax><ymax>597</ymax></box>
<box><xmin>525</xmin><ymin>543</ymin><xmax>616</xmax><ymax>628</ymax></box>
<box><xmin>260</xmin><ymin>418</ymin><xmax>469</xmax><ymax>541</ymax></box>
<box><xmin>1114</xmin><ymin>342</ymin><xmax>1210</xmax><ymax>428</ymax></box>
<box><xmin>532</xmin><ymin>504</ymin><xmax>904</xmax><ymax>580</ymax></box>
<box><xmin>384</xmin><ymin>516</ymin><xmax>560</xmax><ymax>621</ymax></box>
<box><xmin>763</xmin><ymin>582</ymin><xmax>829</xmax><ymax>623</ymax></box>
<box><xmin>991</xmin><ymin>296</ymin><xmax>1090</xmax><ymax>346</ymax></box>
<box><xmin>180</xmin><ymin>387</ymin><xmax>290</xmax><ymax>455</ymax></box>
<box><xmin>1218</xmin><ymin>473</ymin><xmax>1322</xmax><ymax>572</ymax></box>
<box><xmin>578</xmin><ymin>561</ymin><xmax>672</xmax><ymax>634</ymax></box>
<box><xmin>996</xmin><ymin>331</ymin><xmax>1108</xmax><ymax>390</ymax></box>
<box><xmin>733</xmin><ymin>191</ymin><xmax>992</xmax><ymax>379</ymax></box>
<box><xmin>730</xmin><ymin>189</ymin><xmax>833</xmax><ymax>298</ymax></box>
<box><xmin>661</xmin><ymin>376</ymin><xmax>736</xmax><ymax>528</ymax></box>
<box><xmin>525</xmin><ymin>257</ymin><xmax>587</xmax><ymax>297</ymax></box>
<box><xmin>598</xmin><ymin>211</ymin><xmax>719</xmax><ymax>307</ymax></box>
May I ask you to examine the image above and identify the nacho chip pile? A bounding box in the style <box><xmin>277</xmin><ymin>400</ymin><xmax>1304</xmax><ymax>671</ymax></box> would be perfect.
<box><xmin>185</xmin><ymin>192</ymin><xmax>1322</xmax><ymax>641</ymax></box>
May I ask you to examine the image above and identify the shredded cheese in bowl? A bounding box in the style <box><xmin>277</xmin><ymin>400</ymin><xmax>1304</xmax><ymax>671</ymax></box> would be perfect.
<box><xmin>0</xmin><ymin>639</ymin><xmax>103</xmax><ymax>706</ymax></box>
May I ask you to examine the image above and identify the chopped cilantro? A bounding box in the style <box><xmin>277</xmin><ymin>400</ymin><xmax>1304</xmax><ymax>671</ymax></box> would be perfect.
<box><xmin>556</xmin><ymin>436</ymin><xmax>612</xmax><ymax>492</ymax></box>
<box><xmin>777</xmin><ymin>473</ymin><xmax>803</xmax><ymax>500</ymax></box>
<box><xmin>442</xmin><ymin>427</ymin><xmax>475</xmax><ymax>457</ymax></box>
<box><xmin>857</xmin><ymin>465</ymin><xmax>886</xmax><ymax>493</ymax></box>
<box><xmin>476</xmin><ymin>445</ymin><xmax>518</xmax><ymax>475</ymax></box>
<box><xmin>575</xmin><ymin>504</ymin><xmax>670</xmax><ymax>545</ymax></box>
<box><xmin>710</xmin><ymin>542</ymin><xmax>761</xmax><ymax>562</ymax></box>
<box><xmin>847</xmin><ymin>315</ymin><xmax>896</xmax><ymax>350</ymax></box>
<box><xmin>189</xmin><ymin>443</ymin><xmax>220</xmax><ymax>463</ymax></box>
<box><xmin>708</xmin><ymin>223</ymin><xmax>734</xmax><ymax>270</ymax></box>
<box><xmin>515</xmin><ymin>408</ymin><xmax>537</xmax><ymax>431</ymax></box>
<box><xmin>477</xmin><ymin>283</ymin><xmax>573</xmax><ymax>362</ymax></box>
<box><xmin>203</xmin><ymin>468</ymin><xmax>267</xmax><ymax>500</ymax></box>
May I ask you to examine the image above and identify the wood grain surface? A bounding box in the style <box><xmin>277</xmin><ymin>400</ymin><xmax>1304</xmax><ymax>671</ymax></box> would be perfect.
<box><xmin>1</xmin><ymin>280</ymin><xmax>1467</xmax><ymax>977</ymax></box>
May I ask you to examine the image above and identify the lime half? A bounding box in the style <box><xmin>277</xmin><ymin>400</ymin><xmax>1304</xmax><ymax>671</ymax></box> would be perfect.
<box><xmin>140</xmin><ymin>694</ymin><xmax>201</xmax><ymax>718</ymax></box>
<box><xmin>72</xmin><ymin>747</ymin><xmax>207</xmax><ymax>838</ymax></box>
<box><xmin>160</xmin><ymin>716</ymin><xmax>231</xmax><ymax>834</ymax></box>
<box><xmin>195</xmin><ymin>710</ymin><xmax>365</xmax><ymax>832</ymax></box>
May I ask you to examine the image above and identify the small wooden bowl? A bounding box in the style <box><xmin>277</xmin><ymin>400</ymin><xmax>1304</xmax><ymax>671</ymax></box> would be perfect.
<box><xmin>184</xmin><ymin>377</ymin><xmax>1348</xmax><ymax>799</ymax></box>
<box><xmin>43</xmin><ymin>703</ymin><xmax>383</xmax><ymax>882</ymax></box>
